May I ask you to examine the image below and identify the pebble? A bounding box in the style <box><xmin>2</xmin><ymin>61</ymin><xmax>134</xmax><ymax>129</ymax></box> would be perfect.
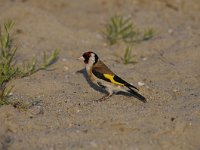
<box><xmin>64</xmin><ymin>66</ymin><xmax>69</xmax><ymax>71</ymax></box>
<box><xmin>138</xmin><ymin>81</ymin><xmax>145</xmax><ymax>86</ymax></box>
<box><xmin>9</xmin><ymin>92</ymin><xmax>13</xmax><ymax>96</ymax></box>
<box><xmin>168</xmin><ymin>29</ymin><xmax>173</xmax><ymax>34</ymax></box>
<box><xmin>62</xmin><ymin>58</ymin><xmax>67</xmax><ymax>62</ymax></box>
<box><xmin>142</xmin><ymin>57</ymin><xmax>147</xmax><ymax>61</ymax></box>
<box><xmin>90</xmin><ymin>141</ymin><xmax>97</xmax><ymax>147</ymax></box>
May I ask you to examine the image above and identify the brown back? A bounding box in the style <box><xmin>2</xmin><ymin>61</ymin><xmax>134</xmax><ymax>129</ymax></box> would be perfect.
<box><xmin>93</xmin><ymin>60</ymin><xmax>115</xmax><ymax>75</ymax></box>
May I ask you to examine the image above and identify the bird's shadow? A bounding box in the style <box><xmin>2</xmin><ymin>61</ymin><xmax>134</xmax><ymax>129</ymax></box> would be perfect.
<box><xmin>115</xmin><ymin>91</ymin><xmax>133</xmax><ymax>97</ymax></box>
<box><xmin>76</xmin><ymin>69</ymin><xmax>146</xmax><ymax>103</ymax></box>
<box><xmin>76</xmin><ymin>68</ymin><xmax>107</xmax><ymax>94</ymax></box>
<box><xmin>116</xmin><ymin>90</ymin><xmax>147</xmax><ymax>103</ymax></box>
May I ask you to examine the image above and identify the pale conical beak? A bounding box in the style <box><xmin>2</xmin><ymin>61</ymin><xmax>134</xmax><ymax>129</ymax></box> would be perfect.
<box><xmin>78</xmin><ymin>56</ymin><xmax>84</xmax><ymax>61</ymax></box>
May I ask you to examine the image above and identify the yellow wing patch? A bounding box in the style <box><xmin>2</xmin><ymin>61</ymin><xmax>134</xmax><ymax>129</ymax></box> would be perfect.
<box><xmin>103</xmin><ymin>74</ymin><xmax>124</xmax><ymax>86</ymax></box>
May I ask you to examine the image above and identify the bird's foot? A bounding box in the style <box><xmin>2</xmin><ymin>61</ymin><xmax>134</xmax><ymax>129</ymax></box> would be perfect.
<box><xmin>96</xmin><ymin>94</ymin><xmax>113</xmax><ymax>102</ymax></box>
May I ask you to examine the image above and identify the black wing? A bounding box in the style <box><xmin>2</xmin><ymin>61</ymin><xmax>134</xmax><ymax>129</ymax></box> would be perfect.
<box><xmin>92</xmin><ymin>69</ymin><xmax>111</xmax><ymax>82</ymax></box>
<box><xmin>113</xmin><ymin>75</ymin><xmax>138</xmax><ymax>91</ymax></box>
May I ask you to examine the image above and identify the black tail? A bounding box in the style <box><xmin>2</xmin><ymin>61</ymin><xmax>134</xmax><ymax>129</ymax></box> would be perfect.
<box><xmin>127</xmin><ymin>87</ymin><xmax>147</xmax><ymax>103</ymax></box>
<box><xmin>125</xmin><ymin>83</ymin><xmax>139</xmax><ymax>91</ymax></box>
<box><xmin>113</xmin><ymin>75</ymin><xmax>139</xmax><ymax>91</ymax></box>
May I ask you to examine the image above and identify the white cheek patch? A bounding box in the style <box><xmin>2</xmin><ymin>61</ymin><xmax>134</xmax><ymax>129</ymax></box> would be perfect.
<box><xmin>86</xmin><ymin>53</ymin><xmax>96</xmax><ymax>71</ymax></box>
<box><xmin>89</xmin><ymin>53</ymin><xmax>95</xmax><ymax>65</ymax></box>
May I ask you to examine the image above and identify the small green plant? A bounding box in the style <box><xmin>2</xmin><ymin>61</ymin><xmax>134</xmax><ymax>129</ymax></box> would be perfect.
<box><xmin>0</xmin><ymin>21</ymin><xmax>17</xmax><ymax>104</ymax></box>
<box><xmin>143</xmin><ymin>28</ymin><xmax>155</xmax><ymax>41</ymax></box>
<box><xmin>104</xmin><ymin>15</ymin><xmax>155</xmax><ymax>45</ymax></box>
<box><xmin>0</xmin><ymin>21</ymin><xmax>59</xmax><ymax>106</ymax></box>
<box><xmin>105</xmin><ymin>15</ymin><xmax>139</xmax><ymax>45</ymax></box>
<box><xmin>18</xmin><ymin>49</ymin><xmax>59</xmax><ymax>77</ymax></box>
<box><xmin>115</xmin><ymin>47</ymin><xmax>137</xmax><ymax>64</ymax></box>
<box><xmin>122</xmin><ymin>47</ymin><xmax>137</xmax><ymax>64</ymax></box>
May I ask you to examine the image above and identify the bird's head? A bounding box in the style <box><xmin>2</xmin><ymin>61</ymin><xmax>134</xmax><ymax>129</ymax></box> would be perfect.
<box><xmin>78</xmin><ymin>51</ymin><xmax>99</xmax><ymax>66</ymax></box>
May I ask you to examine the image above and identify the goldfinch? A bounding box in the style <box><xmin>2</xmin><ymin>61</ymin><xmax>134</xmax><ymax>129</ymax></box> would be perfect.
<box><xmin>79</xmin><ymin>51</ymin><xmax>147</xmax><ymax>103</ymax></box>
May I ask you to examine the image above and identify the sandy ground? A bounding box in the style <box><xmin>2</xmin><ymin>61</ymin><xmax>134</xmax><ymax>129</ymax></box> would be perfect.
<box><xmin>0</xmin><ymin>0</ymin><xmax>200</xmax><ymax>149</ymax></box>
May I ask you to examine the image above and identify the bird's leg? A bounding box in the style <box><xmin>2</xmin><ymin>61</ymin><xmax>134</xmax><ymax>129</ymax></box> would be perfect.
<box><xmin>96</xmin><ymin>94</ymin><xmax>112</xmax><ymax>102</ymax></box>
<box><xmin>96</xmin><ymin>89</ymin><xmax>113</xmax><ymax>102</ymax></box>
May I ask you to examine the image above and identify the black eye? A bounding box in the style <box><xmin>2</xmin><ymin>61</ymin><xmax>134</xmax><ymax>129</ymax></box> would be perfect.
<box><xmin>83</xmin><ymin>53</ymin><xmax>90</xmax><ymax>63</ymax></box>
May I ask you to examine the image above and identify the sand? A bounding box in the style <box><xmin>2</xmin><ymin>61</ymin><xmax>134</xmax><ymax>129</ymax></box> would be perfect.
<box><xmin>0</xmin><ymin>0</ymin><xmax>200</xmax><ymax>149</ymax></box>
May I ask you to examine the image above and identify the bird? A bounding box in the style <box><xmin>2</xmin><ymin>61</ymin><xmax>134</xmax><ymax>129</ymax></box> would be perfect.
<box><xmin>78</xmin><ymin>51</ymin><xmax>147</xmax><ymax>103</ymax></box>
